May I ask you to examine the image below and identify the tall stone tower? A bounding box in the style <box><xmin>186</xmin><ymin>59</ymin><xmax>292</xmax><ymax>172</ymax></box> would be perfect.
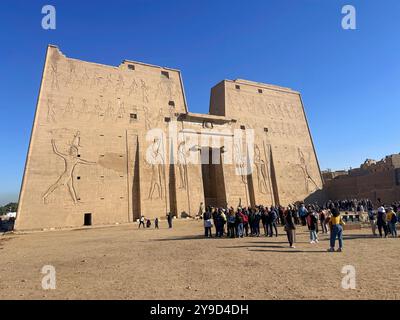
<box><xmin>16</xmin><ymin>45</ymin><xmax>323</xmax><ymax>230</ymax></box>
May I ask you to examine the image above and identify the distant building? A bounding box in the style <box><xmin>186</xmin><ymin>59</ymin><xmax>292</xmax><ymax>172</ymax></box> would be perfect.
<box><xmin>324</xmin><ymin>154</ymin><xmax>400</xmax><ymax>203</ymax></box>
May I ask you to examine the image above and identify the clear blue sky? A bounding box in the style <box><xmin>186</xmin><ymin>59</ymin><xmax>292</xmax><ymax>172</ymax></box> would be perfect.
<box><xmin>1</xmin><ymin>0</ymin><xmax>399</xmax><ymax>205</ymax></box>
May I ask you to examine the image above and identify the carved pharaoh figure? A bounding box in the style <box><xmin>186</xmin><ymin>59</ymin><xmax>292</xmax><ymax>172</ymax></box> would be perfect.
<box><xmin>177</xmin><ymin>140</ymin><xmax>189</xmax><ymax>189</ymax></box>
<box><xmin>147</xmin><ymin>137</ymin><xmax>165</xmax><ymax>200</ymax></box>
<box><xmin>254</xmin><ymin>145</ymin><xmax>269</xmax><ymax>195</ymax></box>
<box><xmin>298</xmin><ymin>148</ymin><xmax>319</xmax><ymax>194</ymax></box>
<box><xmin>42</xmin><ymin>136</ymin><xmax>96</xmax><ymax>204</ymax></box>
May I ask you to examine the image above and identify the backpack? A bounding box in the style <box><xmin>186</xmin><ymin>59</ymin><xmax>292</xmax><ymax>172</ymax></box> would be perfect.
<box><xmin>242</xmin><ymin>214</ymin><xmax>249</xmax><ymax>223</ymax></box>
<box><xmin>391</xmin><ymin>214</ymin><xmax>398</xmax><ymax>223</ymax></box>
<box><xmin>228</xmin><ymin>215</ymin><xmax>236</xmax><ymax>224</ymax></box>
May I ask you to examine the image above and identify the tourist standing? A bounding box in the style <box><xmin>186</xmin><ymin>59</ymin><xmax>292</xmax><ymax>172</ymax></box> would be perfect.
<box><xmin>242</xmin><ymin>210</ymin><xmax>249</xmax><ymax>236</ymax></box>
<box><xmin>138</xmin><ymin>215</ymin><xmax>145</xmax><ymax>229</ymax></box>
<box><xmin>203</xmin><ymin>208</ymin><xmax>213</xmax><ymax>238</ymax></box>
<box><xmin>387</xmin><ymin>208</ymin><xmax>398</xmax><ymax>238</ymax></box>
<box><xmin>227</xmin><ymin>209</ymin><xmax>236</xmax><ymax>238</ymax></box>
<box><xmin>167</xmin><ymin>212</ymin><xmax>173</xmax><ymax>229</ymax></box>
<box><xmin>155</xmin><ymin>217</ymin><xmax>159</xmax><ymax>229</ymax></box>
<box><xmin>215</xmin><ymin>209</ymin><xmax>224</xmax><ymax>237</ymax></box>
<box><xmin>377</xmin><ymin>206</ymin><xmax>388</xmax><ymax>238</ymax></box>
<box><xmin>261</xmin><ymin>208</ymin><xmax>269</xmax><ymax>236</ymax></box>
<box><xmin>284</xmin><ymin>208</ymin><xmax>296</xmax><ymax>248</ymax></box>
<box><xmin>268</xmin><ymin>207</ymin><xmax>278</xmax><ymax>237</ymax></box>
<box><xmin>367</xmin><ymin>206</ymin><xmax>377</xmax><ymax>236</ymax></box>
<box><xmin>307</xmin><ymin>211</ymin><xmax>318</xmax><ymax>244</ymax></box>
<box><xmin>235</xmin><ymin>209</ymin><xmax>244</xmax><ymax>238</ymax></box>
<box><xmin>298</xmin><ymin>204</ymin><xmax>308</xmax><ymax>226</ymax></box>
<box><xmin>328</xmin><ymin>208</ymin><xmax>345</xmax><ymax>252</ymax></box>
<box><xmin>319</xmin><ymin>210</ymin><xmax>328</xmax><ymax>234</ymax></box>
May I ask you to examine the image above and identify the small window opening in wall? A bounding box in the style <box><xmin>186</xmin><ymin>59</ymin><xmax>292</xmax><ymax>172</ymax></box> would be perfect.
<box><xmin>164</xmin><ymin>117</ymin><xmax>171</xmax><ymax>122</ymax></box>
<box><xmin>130</xmin><ymin>113</ymin><xmax>137</xmax><ymax>120</ymax></box>
<box><xmin>168</xmin><ymin>101</ymin><xmax>175</xmax><ymax>107</ymax></box>
<box><xmin>258</xmin><ymin>89</ymin><xmax>263</xmax><ymax>94</ymax></box>
<box><xmin>77</xmin><ymin>154</ymin><xmax>81</xmax><ymax>158</ymax></box>
<box><xmin>235</xmin><ymin>85</ymin><xmax>241</xmax><ymax>90</ymax></box>
<box><xmin>264</xmin><ymin>127</ymin><xmax>269</xmax><ymax>132</ymax></box>
<box><xmin>84</xmin><ymin>213</ymin><xmax>92</xmax><ymax>226</ymax></box>
<box><xmin>161</xmin><ymin>71</ymin><xmax>170</xmax><ymax>79</ymax></box>
<box><xmin>120</xmin><ymin>196</ymin><xmax>124</xmax><ymax>199</ymax></box>
<box><xmin>100</xmin><ymin>197</ymin><xmax>105</xmax><ymax>200</ymax></box>
<box><xmin>240</xmin><ymin>125</ymin><xmax>246</xmax><ymax>130</ymax></box>
<box><xmin>128</xmin><ymin>64</ymin><xmax>135</xmax><ymax>70</ymax></box>
<box><xmin>100</xmin><ymin>134</ymin><xmax>104</xmax><ymax>136</ymax></box>
<box><xmin>119</xmin><ymin>155</ymin><xmax>123</xmax><ymax>158</ymax></box>
<box><xmin>100</xmin><ymin>154</ymin><xmax>105</xmax><ymax>157</ymax></box>
<box><xmin>77</xmin><ymin>176</ymin><xmax>81</xmax><ymax>180</ymax></box>
<box><xmin>100</xmin><ymin>175</ymin><xmax>104</xmax><ymax>178</ymax></box>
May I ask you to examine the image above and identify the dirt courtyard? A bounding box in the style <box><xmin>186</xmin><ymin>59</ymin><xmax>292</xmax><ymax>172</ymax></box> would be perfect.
<box><xmin>0</xmin><ymin>219</ymin><xmax>399</xmax><ymax>300</ymax></box>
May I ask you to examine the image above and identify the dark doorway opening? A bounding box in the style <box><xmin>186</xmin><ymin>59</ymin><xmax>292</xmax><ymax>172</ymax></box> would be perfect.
<box><xmin>201</xmin><ymin>147</ymin><xmax>227</xmax><ymax>208</ymax></box>
<box><xmin>84</xmin><ymin>213</ymin><xmax>92</xmax><ymax>226</ymax></box>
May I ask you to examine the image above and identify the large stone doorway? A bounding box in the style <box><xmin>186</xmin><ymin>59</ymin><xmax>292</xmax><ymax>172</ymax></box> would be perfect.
<box><xmin>201</xmin><ymin>147</ymin><xmax>227</xmax><ymax>208</ymax></box>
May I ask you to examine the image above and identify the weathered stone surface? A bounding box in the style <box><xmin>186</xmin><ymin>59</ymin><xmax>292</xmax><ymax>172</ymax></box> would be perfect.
<box><xmin>16</xmin><ymin>45</ymin><xmax>323</xmax><ymax>230</ymax></box>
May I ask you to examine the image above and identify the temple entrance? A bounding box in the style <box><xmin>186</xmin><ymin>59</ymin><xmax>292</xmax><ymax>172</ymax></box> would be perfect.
<box><xmin>201</xmin><ymin>147</ymin><xmax>227</xmax><ymax>208</ymax></box>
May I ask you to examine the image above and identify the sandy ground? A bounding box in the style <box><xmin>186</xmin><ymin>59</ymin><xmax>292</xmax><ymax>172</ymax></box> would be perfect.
<box><xmin>0</xmin><ymin>219</ymin><xmax>399</xmax><ymax>300</ymax></box>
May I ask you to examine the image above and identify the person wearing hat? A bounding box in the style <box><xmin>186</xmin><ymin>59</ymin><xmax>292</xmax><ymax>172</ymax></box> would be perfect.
<box><xmin>377</xmin><ymin>205</ymin><xmax>388</xmax><ymax>238</ymax></box>
<box><xmin>327</xmin><ymin>207</ymin><xmax>345</xmax><ymax>252</ymax></box>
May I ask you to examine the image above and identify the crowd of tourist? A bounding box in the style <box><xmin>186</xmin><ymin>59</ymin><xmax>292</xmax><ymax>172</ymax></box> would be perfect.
<box><xmin>197</xmin><ymin>199</ymin><xmax>400</xmax><ymax>252</ymax></box>
<box><xmin>136</xmin><ymin>197</ymin><xmax>399</xmax><ymax>253</ymax></box>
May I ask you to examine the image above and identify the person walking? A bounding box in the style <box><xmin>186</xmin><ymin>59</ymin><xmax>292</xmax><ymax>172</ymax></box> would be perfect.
<box><xmin>327</xmin><ymin>208</ymin><xmax>345</xmax><ymax>252</ymax></box>
<box><xmin>284</xmin><ymin>207</ymin><xmax>296</xmax><ymax>248</ymax></box>
<box><xmin>138</xmin><ymin>215</ymin><xmax>145</xmax><ymax>229</ymax></box>
<box><xmin>307</xmin><ymin>211</ymin><xmax>318</xmax><ymax>244</ymax></box>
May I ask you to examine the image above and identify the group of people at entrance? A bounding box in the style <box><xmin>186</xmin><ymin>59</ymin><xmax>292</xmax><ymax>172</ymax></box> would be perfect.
<box><xmin>200</xmin><ymin>200</ymin><xmax>400</xmax><ymax>252</ymax></box>
<box><xmin>138</xmin><ymin>212</ymin><xmax>174</xmax><ymax>229</ymax></box>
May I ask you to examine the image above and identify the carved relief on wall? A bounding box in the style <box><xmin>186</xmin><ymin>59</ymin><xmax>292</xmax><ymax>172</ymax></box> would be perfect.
<box><xmin>115</xmin><ymin>74</ymin><xmax>125</xmax><ymax>93</ymax></box>
<box><xmin>50</xmin><ymin>63</ymin><xmax>60</xmax><ymax>90</ymax></box>
<box><xmin>42</xmin><ymin>131</ymin><xmax>96</xmax><ymax>204</ymax></box>
<box><xmin>233</xmin><ymin>142</ymin><xmax>247</xmax><ymax>185</ymax></box>
<box><xmin>146</xmin><ymin>137</ymin><xmax>166</xmax><ymax>200</ymax></box>
<box><xmin>127</xmin><ymin>78</ymin><xmax>138</xmax><ymax>96</ymax></box>
<box><xmin>141</xmin><ymin>80</ymin><xmax>150</xmax><ymax>104</ymax></box>
<box><xmin>297</xmin><ymin>147</ymin><xmax>319</xmax><ymax>194</ymax></box>
<box><xmin>63</xmin><ymin>97</ymin><xmax>76</xmax><ymax>119</ymax></box>
<box><xmin>116</xmin><ymin>99</ymin><xmax>126</xmax><ymax>119</ymax></box>
<box><xmin>46</xmin><ymin>95</ymin><xmax>57</xmax><ymax>123</ymax></box>
<box><xmin>177</xmin><ymin>140</ymin><xmax>189</xmax><ymax>190</ymax></box>
<box><xmin>254</xmin><ymin>144</ymin><xmax>269</xmax><ymax>195</ymax></box>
